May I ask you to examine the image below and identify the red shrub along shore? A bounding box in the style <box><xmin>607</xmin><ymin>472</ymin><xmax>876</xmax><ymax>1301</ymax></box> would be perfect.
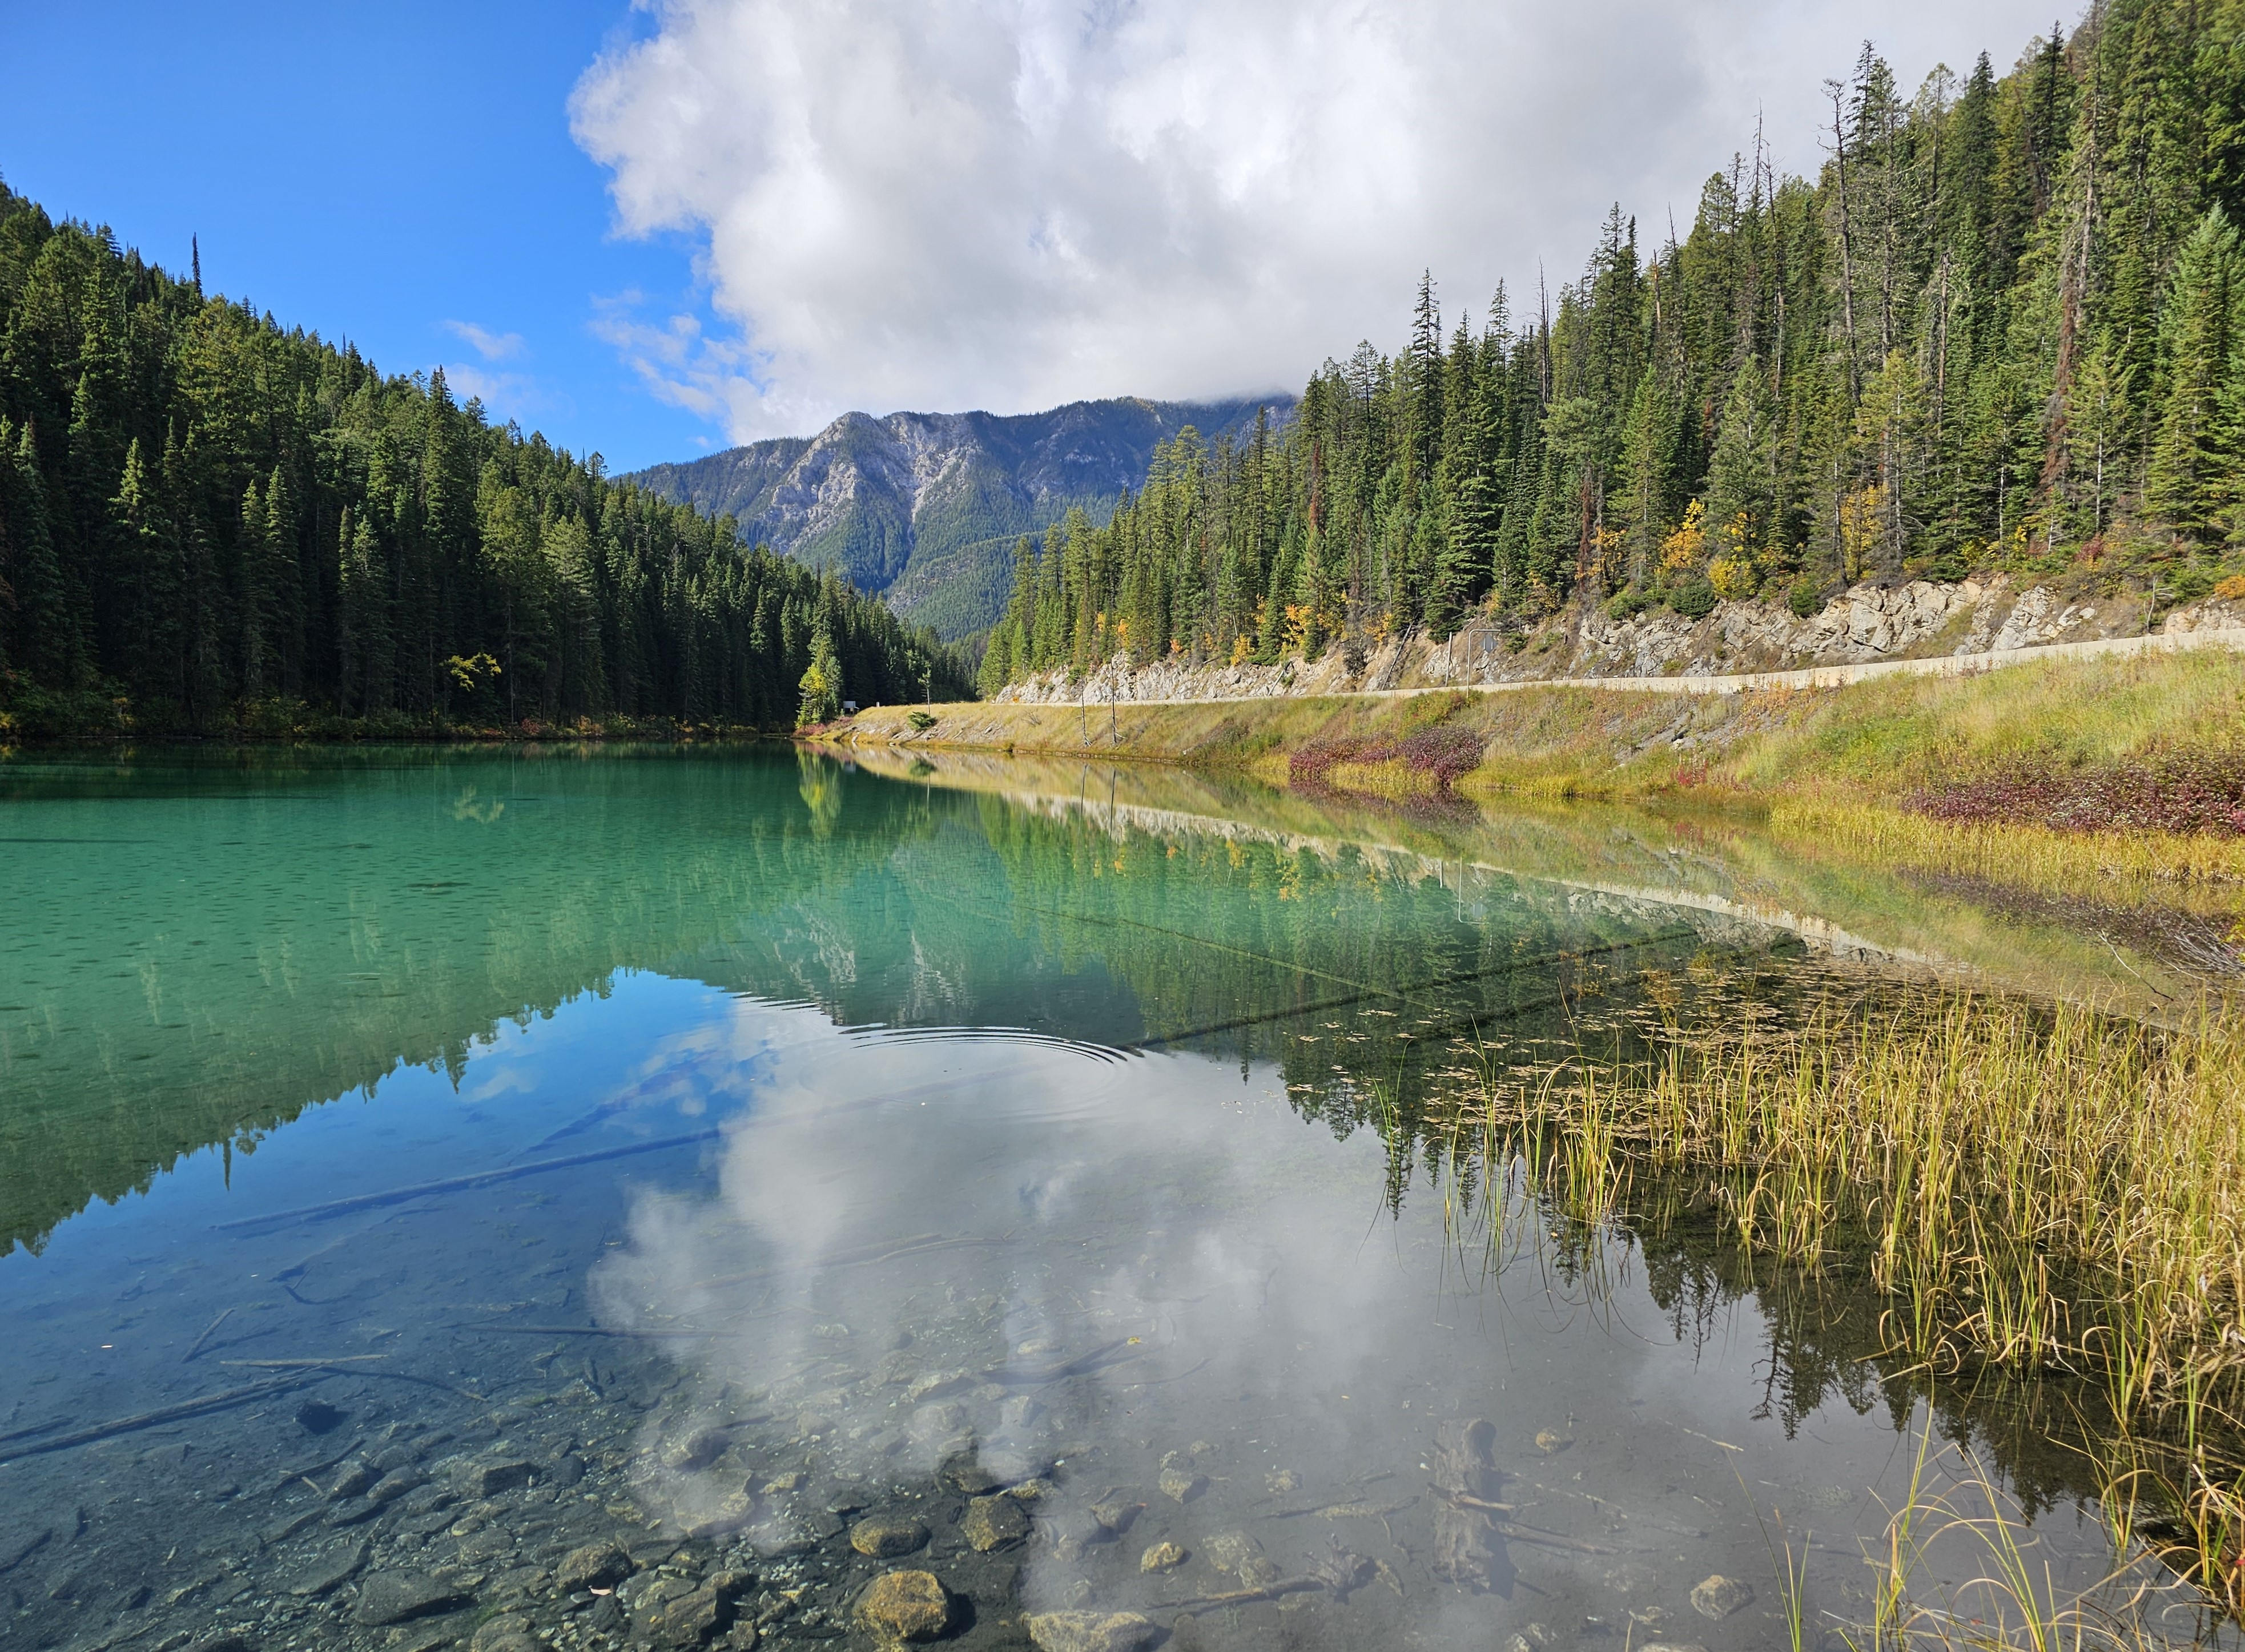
<box><xmin>1911</xmin><ymin>752</ymin><xmax>2245</xmax><ymax>837</ymax></box>
<box><xmin>1290</xmin><ymin>723</ymin><xmax>1486</xmax><ymax>789</ymax></box>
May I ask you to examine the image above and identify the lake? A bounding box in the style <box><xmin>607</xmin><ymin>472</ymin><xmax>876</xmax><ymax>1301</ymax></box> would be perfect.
<box><xmin>0</xmin><ymin>746</ymin><xmax>2225</xmax><ymax>1652</ymax></box>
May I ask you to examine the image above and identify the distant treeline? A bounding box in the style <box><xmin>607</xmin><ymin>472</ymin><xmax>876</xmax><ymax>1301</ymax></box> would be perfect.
<box><xmin>0</xmin><ymin>179</ymin><xmax>971</xmax><ymax>736</ymax></box>
<box><xmin>983</xmin><ymin>3</ymin><xmax>2245</xmax><ymax>691</ymax></box>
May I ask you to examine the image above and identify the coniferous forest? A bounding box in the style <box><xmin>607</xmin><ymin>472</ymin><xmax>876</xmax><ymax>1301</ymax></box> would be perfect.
<box><xmin>0</xmin><ymin>181</ymin><xmax>970</xmax><ymax>738</ymax></box>
<box><xmin>980</xmin><ymin>6</ymin><xmax>2245</xmax><ymax>693</ymax></box>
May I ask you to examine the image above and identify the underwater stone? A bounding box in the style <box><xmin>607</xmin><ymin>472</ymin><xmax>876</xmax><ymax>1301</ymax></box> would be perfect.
<box><xmin>1137</xmin><ymin>1541</ymin><xmax>1186</xmax><ymax>1573</ymax></box>
<box><xmin>939</xmin><ymin>1450</ymin><xmax>1002</xmax><ymax>1494</ymax></box>
<box><xmin>1087</xmin><ymin>1499</ymin><xmax>1140</xmax><ymax>1536</ymax></box>
<box><xmin>351</xmin><ymin>1570</ymin><xmax>472</xmax><ymax>1625</ymax></box>
<box><xmin>471</xmin><ymin>1460</ymin><xmax>538</xmax><ymax>1497</ymax></box>
<box><xmin>1205</xmin><ymin>1529</ymin><xmax>1265</xmax><ymax>1577</ymax></box>
<box><xmin>324</xmin><ymin>1496</ymin><xmax>380</xmax><ymax>1528</ymax></box>
<box><xmin>1156</xmin><ymin>1466</ymin><xmax>1205</xmax><ymax>1504</ymax></box>
<box><xmin>856</xmin><ymin>1570</ymin><xmax>952</xmax><ymax>1642</ymax></box>
<box><xmin>328</xmin><ymin>1460</ymin><xmax>380</xmax><ymax>1501</ymax></box>
<box><xmin>1023</xmin><ymin>1609</ymin><xmax>1161</xmax><ymax>1652</ymax></box>
<box><xmin>1689</xmin><ymin>1575</ymin><xmax>1755</xmax><ymax>1620</ymax></box>
<box><xmin>849</xmin><ymin>1516</ymin><xmax>930</xmax><ymax>1558</ymax></box>
<box><xmin>962</xmin><ymin>1495</ymin><xmax>1028</xmax><ymax>1552</ymax></box>
<box><xmin>646</xmin><ymin>1569</ymin><xmax>754</xmax><ymax>1647</ymax></box>
<box><xmin>469</xmin><ymin>1614</ymin><xmax>537</xmax><ymax>1652</ymax></box>
<box><xmin>556</xmin><ymin>1539</ymin><xmax>633</xmax><ymax>1592</ymax></box>
<box><xmin>281</xmin><ymin>1538</ymin><xmax>369</xmax><ymax>1597</ymax></box>
<box><xmin>905</xmin><ymin>1371</ymin><xmax>973</xmax><ymax>1403</ymax></box>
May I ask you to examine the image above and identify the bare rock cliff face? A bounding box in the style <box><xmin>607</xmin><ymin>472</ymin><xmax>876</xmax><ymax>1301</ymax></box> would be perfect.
<box><xmin>992</xmin><ymin>579</ymin><xmax>2244</xmax><ymax>706</ymax></box>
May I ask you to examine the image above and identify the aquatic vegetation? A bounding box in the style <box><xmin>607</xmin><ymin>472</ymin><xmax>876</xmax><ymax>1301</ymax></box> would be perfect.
<box><xmin>1431</xmin><ymin>984</ymin><xmax>2245</xmax><ymax>1621</ymax></box>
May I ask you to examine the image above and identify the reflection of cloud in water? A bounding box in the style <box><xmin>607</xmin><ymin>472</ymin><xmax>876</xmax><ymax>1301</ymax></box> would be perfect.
<box><xmin>590</xmin><ymin>1002</ymin><xmax>1690</xmax><ymax>1638</ymax></box>
<box><xmin>580</xmin><ymin>999</ymin><xmax>2176</xmax><ymax>1647</ymax></box>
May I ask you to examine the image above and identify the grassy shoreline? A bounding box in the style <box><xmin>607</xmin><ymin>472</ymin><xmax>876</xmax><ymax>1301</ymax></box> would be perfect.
<box><xmin>831</xmin><ymin>649</ymin><xmax>2245</xmax><ymax>897</ymax></box>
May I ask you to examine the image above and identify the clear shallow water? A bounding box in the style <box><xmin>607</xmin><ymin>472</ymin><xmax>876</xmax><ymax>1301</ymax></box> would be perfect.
<box><xmin>0</xmin><ymin>747</ymin><xmax>2217</xmax><ymax>1652</ymax></box>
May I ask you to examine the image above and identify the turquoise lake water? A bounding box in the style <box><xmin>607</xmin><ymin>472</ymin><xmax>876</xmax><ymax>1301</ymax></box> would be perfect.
<box><xmin>0</xmin><ymin>746</ymin><xmax>2220</xmax><ymax>1652</ymax></box>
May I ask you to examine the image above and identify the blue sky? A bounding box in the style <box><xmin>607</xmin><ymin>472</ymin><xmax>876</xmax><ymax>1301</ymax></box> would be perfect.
<box><xmin>4</xmin><ymin>0</ymin><xmax>2069</xmax><ymax>466</ymax></box>
<box><xmin>0</xmin><ymin>0</ymin><xmax>719</xmax><ymax>471</ymax></box>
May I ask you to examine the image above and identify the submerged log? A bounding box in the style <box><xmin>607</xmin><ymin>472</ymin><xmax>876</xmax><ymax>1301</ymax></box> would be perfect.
<box><xmin>0</xmin><ymin>1377</ymin><xmax>308</xmax><ymax>1465</ymax></box>
<box><xmin>1431</xmin><ymin>1418</ymin><xmax>1512</xmax><ymax>1590</ymax></box>
<box><xmin>212</xmin><ymin>1128</ymin><xmax>724</xmax><ymax>1232</ymax></box>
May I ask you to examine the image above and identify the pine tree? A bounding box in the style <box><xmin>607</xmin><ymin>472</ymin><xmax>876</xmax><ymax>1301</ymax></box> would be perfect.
<box><xmin>2147</xmin><ymin>206</ymin><xmax>2240</xmax><ymax>540</ymax></box>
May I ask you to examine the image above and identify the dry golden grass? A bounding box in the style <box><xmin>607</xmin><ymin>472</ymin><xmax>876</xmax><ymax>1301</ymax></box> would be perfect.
<box><xmin>1433</xmin><ymin>985</ymin><xmax>2245</xmax><ymax>1622</ymax></box>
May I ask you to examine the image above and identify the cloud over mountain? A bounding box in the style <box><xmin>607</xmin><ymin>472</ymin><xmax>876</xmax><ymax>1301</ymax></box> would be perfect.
<box><xmin>572</xmin><ymin>0</ymin><xmax>2062</xmax><ymax>442</ymax></box>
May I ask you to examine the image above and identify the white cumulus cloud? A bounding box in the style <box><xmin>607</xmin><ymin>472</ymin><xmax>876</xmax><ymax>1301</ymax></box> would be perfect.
<box><xmin>572</xmin><ymin>0</ymin><xmax>2069</xmax><ymax>442</ymax></box>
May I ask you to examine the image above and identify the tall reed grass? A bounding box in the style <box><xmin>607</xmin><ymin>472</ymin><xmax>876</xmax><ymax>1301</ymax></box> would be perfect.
<box><xmin>1430</xmin><ymin>985</ymin><xmax>2245</xmax><ymax>1621</ymax></box>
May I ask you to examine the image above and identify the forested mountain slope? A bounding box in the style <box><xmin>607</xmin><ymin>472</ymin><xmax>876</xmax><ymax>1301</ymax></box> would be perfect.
<box><xmin>630</xmin><ymin>396</ymin><xmax>1289</xmax><ymax>639</ymax></box>
<box><xmin>977</xmin><ymin>4</ymin><xmax>2245</xmax><ymax>694</ymax></box>
<box><xmin>0</xmin><ymin>180</ymin><xmax>970</xmax><ymax>738</ymax></box>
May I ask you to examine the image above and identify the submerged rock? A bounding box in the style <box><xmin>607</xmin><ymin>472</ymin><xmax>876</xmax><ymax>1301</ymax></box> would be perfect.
<box><xmin>281</xmin><ymin>1538</ymin><xmax>369</xmax><ymax>1597</ymax></box>
<box><xmin>1087</xmin><ymin>1499</ymin><xmax>1141</xmax><ymax>1536</ymax></box>
<box><xmin>963</xmin><ymin>1494</ymin><xmax>1028</xmax><ymax>1552</ymax></box>
<box><xmin>1137</xmin><ymin>1541</ymin><xmax>1186</xmax><ymax>1573</ymax></box>
<box><xmin>1155</xmin><ymin>1466</ymin><xmax>1205</xmax><ymax>1504</ymax></box>
<box><xmin>645</xmin><ymin>1569</ymin><xmax>754</xmax><ymax>1646</ymax></box>
<box><xmin>1689</xmin><ymin>1574</ymin><xmax>1754</xmax><ymax>1621</ymax></box>
<box><xmin>1206</xmin><ymin>1528</ymin><xmax>1274</xmax><ymax>1586</ymax></box>
<box><xmin>469</xmin><ymin>1614</ymin><xmax>538</xmax><ymax>1652</ymax></box>
<box><xmin>856</xmin><ymin>1570</ymin><xmax>952</xmax><ymax>1642</ymax></box>
<box><xmin>469</xmin><ymin>1460</ymin><xmax>538</xmax><ymax>1497</ymax></box>
<box><xmin>939</xmin><ymin>1449</ymin><xmax>1003</xmax><ymax>1494</ymax></box>
<box><xmin>1023</xmin><ymin>1610</ymin><xmax>1161</xmax><ymax>1652</ymax></box>
<box><xmin>352</xmin><ymin>1570</ymin><xmax>472</xmax><ymax>1626</ymax></box>
<box><xmin>556</xmin><ymin>1539</ymin><xmax>633</xmax><ymax>1592</ymax></box>
<box><xmin>850</xmin><ymin>1516</ymin><xmax>930</xmax><ymax>1558</ymax></box>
